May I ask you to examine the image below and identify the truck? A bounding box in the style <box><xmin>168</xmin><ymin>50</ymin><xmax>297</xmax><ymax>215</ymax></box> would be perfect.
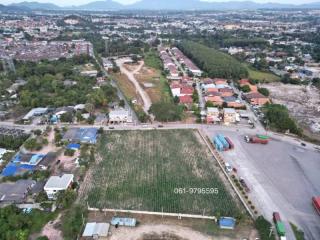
<box><xmin>312</xmin><ymin>196</ymin><xmax>320</xmax><ymax>215</ymax></box>
<box><xmin>245</xmin><ymin>135</ymin><xmax>268</xmax><ymax>144</ymax></box>
<box><xmin>273</xmin><ymin>212</ymin><xmax>286</xmax><ymax>237</ymax></box>
<box><xmin>256</xmin><ymin>134</ymin><xmax>269</xmax><ymax>140</ymax></box>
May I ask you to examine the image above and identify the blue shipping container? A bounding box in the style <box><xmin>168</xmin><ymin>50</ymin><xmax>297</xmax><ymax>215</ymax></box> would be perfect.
<box><xmin>214</xmin><ymin>137</ymin><xmax>224</xmax><ymax>151</ymax></box>
<box><xmin>217</xmin><ymin>134</ymin><xmax>229</xmax><ymax>149</ymax></box>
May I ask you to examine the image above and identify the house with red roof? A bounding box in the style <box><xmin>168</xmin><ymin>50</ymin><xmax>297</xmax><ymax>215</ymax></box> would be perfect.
<box><xmin>245</xmin><ymin>92</ymin><xmax>270</xmax><ymax>105</ymax></box>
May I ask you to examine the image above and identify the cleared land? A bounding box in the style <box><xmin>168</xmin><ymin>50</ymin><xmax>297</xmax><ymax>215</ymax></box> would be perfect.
<box><xmin>111</xmin><ymin>72</ymin><xmax>142</xmax><ymax>104</ymax></box>
<box><xmin>81</xmin><ymin>130</ymin><xmax>242</xmax><ymax>216</ymax></box>
<box><xmin>135</xmin><ymin>66</ymin><xmax>172</xmax><ymax>103</ymax></box>
<box><xmin>262</xmin><ymin>82</ymin><xmax>320</xmax><ymax>140</ymax></box>
<box><xmin>245</xmin><ymin>64</ymin><xmax>280</xmax><ymax>83</ymax></box>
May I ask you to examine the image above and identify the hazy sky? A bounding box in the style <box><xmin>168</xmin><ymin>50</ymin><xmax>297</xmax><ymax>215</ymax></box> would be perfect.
<box><xmin>2</xmin><ymin>0</ymin><xmax>317</xmax><ymax>7</ymax></box>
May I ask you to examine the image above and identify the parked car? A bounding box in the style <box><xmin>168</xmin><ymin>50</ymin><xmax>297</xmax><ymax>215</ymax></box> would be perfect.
<box><xmin>225</xmin><ymin>162</ymin><xmax>233</xmax><ymax>173</ymax></box>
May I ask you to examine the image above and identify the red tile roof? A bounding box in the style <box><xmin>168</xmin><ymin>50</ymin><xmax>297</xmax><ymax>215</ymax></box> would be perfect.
<box><xmin>179</xmin><ymin>95</ymin><xmax>193</xmax><ymax>104</ymax></box>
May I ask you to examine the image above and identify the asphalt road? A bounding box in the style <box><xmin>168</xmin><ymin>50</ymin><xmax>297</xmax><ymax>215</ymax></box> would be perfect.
<box><xmin>206</xmin><ymin>129</ymin><xmax>320</xmax><ymax>240</ymax></box>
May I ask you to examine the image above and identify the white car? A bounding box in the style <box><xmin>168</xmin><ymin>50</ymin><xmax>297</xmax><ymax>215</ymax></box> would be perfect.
<box><xmin>225</xmin><ymin>163</ymin><xmax>233</xmax><ymax>173</ymax></box>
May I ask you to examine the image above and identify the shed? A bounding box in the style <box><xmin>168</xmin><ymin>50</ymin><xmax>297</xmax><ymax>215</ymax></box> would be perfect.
<box><xmin>218</xmin><ymin>217</ymin><xmax>236</xmax><ymax>229</ymax></box>
<box><xmin>111</xmin><ymin>217</ymin><xmax>136</xmax><ymax>227</ymax></box>
<box><xmin>82</xmin><ymin>222</ymin><xmax>109</xmax><ymax>238</ymax></box>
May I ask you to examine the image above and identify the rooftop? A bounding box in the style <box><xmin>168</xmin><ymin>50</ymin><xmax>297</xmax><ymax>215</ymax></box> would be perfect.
<box><xmin>44</xmin><ymin>174</ymin><xmax>74</xmax><ymax>190</ymax></box>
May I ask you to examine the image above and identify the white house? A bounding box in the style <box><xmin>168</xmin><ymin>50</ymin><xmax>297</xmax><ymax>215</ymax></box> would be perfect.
<box><xmin>109</xmin><ymin>109</ymin><xmax>133</xmax><ymax>124</ymax></box>
<box><xmin>44</xmin><ymin>174</ymin><xmax>74</xmax><ymax>199</ymax></box>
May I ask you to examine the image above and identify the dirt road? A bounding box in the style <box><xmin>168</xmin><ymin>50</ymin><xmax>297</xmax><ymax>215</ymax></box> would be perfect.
<box><xmin>109</xmin><ymin>224</ymin><xmax>231</xmax><ymax>240</ymax></box>
<box><xmin>116</xmin><ymin>58</ymin><xmax>152</xmax><ymax>113</ymax></box>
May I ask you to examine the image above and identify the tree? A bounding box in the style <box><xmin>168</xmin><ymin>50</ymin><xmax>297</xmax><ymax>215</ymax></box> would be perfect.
<box><xmin>64</xmin><ymin>149</ymin><xmax>75</xmax><ymax>157</ymax></box>
<box><xmin>173</xmin><ymin>96</ymin><xmax>180</xmax><ymax>104</ymax></box>
<box><xmin>178</xmin><ymin>41</ymin><xmax>248</xmax><ymax>79</ymax></box>
<box><xmin>241</xmin><ymin>85</ymin><xmax>251</xmax><ymax>93</ymax></box>
<box><xmin>258</xmin><ymin>88</ymin><xmax>270</xmax><ymax>96</ymax></box>
<box><xmin>254</xmin><ymin>216</ymin><xmax>276</xmax><ymax>240</ymax></box>
<box><xmin>33</xmin><ymin>129</ymin><xmax>42</xmax><ymax>136</ymax></box>
<box><xmin>56</xmin><ymin>190</ymin><xmax>77</xmax><ymax>209</ymax></box>
<box><xmin>24</xmin><ymin>138</ymin><xmax>42</xmax><ymax>151</ymax></box>
<box><xmin>263</xmin><ymin>104</ymin><xmax>301</xmax><ymax>135</ymax></box>
<box><xmin>61</xmin><ymin>205</ymin><xmax>87</xmax><ymax>240</ymax></box>
<box><xmin>60</xmin><ymin>112</ymin><xmax>74</xmax><ymax>123</ymax></box>
<box><xmin>205</xmin><ymin>101</ymin><xmax>215</xmax><ymax>108</ymax></box>
<box><xmin>192</xmin><ymin>90</ymin><xmax>199</xmax><ymax>103</ymax></box>
<box><xmin>36</xmin><ymin>237</ymin><xmax>49</xmax><ymax>240</ymax></box>
<box><xmin>119</xmin><ymin>99</ymin><xmax>125</xmax><ymax>108</ymax></box>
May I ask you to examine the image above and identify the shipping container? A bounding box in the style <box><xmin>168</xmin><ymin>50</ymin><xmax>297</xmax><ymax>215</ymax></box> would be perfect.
<box><xmin>213</xmin><ymin>137</ymin><xmax>224</xmax><ymax>152</ymax></box>
<box><xmin>217</xmin><ymin>134</ymin><xmax>230</xmax><ymax>149</ymax></box>
<box><xmin>225</xmin><ymin>137</ymin><xmax>234</xmax><ymax>149</ymax></box>
<box><xmin>257</xmin><ymin>134</ymin><xmax>269</xmax><ymax>140</ymax></box>
<box><xmin>276</xmin><ymin>221</ymin><xmax>286</xmax><ymax>236</ymax></box>
<box><xmin>312</xmin><ymin>196</ymin><xmax>320</xmax><ymax>215</ymax></box>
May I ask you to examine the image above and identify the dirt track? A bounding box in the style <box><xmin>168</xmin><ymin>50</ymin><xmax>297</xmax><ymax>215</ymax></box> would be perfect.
<box><xmin>116</xmin><ymin>59</ymin><xmax>152</xmax><ymax>113</ymax></box>
<box><xmin>109</xmin><ymin>224</ymin><xmax>231</xmax><ymax>240</ymax></box>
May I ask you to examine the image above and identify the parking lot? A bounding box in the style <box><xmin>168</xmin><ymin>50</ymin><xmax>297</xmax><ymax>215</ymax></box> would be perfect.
<box><xmin>206</xmin><ymin>129</ymin><xmax>320</xmax><ymax>240</ymax></box>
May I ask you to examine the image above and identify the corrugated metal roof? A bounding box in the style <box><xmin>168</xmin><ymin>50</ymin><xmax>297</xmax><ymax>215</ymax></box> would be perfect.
<box><xmin>82</xmin><ymin>222</ymin><xmax>109</xmax><ymax>237</ymax></box>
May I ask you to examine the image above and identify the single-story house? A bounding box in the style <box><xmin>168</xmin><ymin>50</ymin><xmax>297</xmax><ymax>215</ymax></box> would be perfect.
<box><xmin>245</xmin><ymin>92</ymin><xmax>270</xmax><ymax>106</ymax></box>
<box><xmin>0</xmin><ymin>179</ymin><xmax>36</xmax><ymax>203</ymax></box>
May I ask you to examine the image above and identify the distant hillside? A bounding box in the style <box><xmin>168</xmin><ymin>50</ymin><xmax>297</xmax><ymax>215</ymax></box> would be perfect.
<box><xmin>10</xmin><ymin>1</ymin><xmax>60</xmax><ymax>10</ymax></box>
<box><xmin>0</xmin><ymin>3</ymin><xmax>30</xmax><ymax>11</ymax></box>
<box><xmin>74</xmin><ymin>0</ymin><xmax>123</xmax><ymax>11</ymax></box>
<box><xmin>5</xmin><ymin>0</ymin><xmax>320</xmax><ymax>11</ymax></box>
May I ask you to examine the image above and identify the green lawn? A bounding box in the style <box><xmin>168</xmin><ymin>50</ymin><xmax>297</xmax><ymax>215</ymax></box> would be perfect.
<box><xmin>82</xmin><ymin>130</ymin><xmax>242</xmax><ymax>217</ymax></box>
<box><xmin>245</xmin><ymin>64</ymin><xmax>280</xmax><ymax>83</ymax></box>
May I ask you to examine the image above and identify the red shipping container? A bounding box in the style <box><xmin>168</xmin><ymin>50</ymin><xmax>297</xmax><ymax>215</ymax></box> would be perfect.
<box><xmin>312</xmin><ymin>197</ymin><xmax>320</xmax><ymax>215</ymax></box>
<box><xmin>225</xmin><ymin>137</ymin><xmax>234</xmax><ymax>149</ymax></box>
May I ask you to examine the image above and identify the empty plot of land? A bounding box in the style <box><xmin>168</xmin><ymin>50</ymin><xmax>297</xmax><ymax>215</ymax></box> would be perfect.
<box><xmin>135</xmin><ymin>66</ymin><xmax>172</xmax><ymax>103</ymax></box>
<box><xmin>262</xmin><ymin>82</ymin><xmax>320</xmax><ymax>140</ymax></box>
<box><xmin>81</xmin><ymin>130</ymin><xmax>242</xmax><ymax>216</ymax></box>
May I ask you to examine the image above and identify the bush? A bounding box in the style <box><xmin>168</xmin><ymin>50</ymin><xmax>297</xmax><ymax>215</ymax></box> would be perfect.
<box><xmin>24</xmin><ymin>138</ymin><xmax>43</xmax><ymax>151</ymax></box>
<box><xmin>258</xmin><ymin>87</ymin><xmax>270</xmax><ymax>96</ymax></box>
<box><xmin>254</xmin><ymin>216</ymin><xmax>276</xmax><ymax>240</ymax></box>
<box><xmin>241</xmin><ymin>85</ymin><xmax>251</xmax><ymax>93</ymax></box>
<box><xmin>64</xmin><ymin>149</ymin><xmax>75</xmax><ymax>157</ymax></box>
<box><xmin>149</xmin><ymin>102</ymin><xmax>184</xmax><ymax>122</ymax></box>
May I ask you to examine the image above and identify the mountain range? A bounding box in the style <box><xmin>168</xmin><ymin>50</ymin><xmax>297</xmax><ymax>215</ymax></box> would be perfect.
<box><xmin>5</xmin><ymin>0</ymin><xmax>320</xmax><ymax>11</ymax></box>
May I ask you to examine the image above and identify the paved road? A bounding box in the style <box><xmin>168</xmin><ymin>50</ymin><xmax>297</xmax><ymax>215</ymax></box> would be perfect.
<box><xmin>116</xmin><ymin>58</ymin><xmax>152</xmax><ymax>114</ymax></box>
<box><xmin>206</xmin><ymin>129</ymin><xmax>320</xmax><ymax>240</ymax></box>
